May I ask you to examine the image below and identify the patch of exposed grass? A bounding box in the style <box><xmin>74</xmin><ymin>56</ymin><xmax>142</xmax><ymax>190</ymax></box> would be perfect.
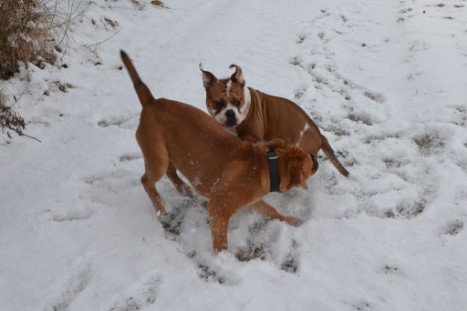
<box><xmin>288</xmin><ymin>56</ymin><xmax>301</xmax><ymax>66</ymax></box>
<box><xmin>413</xmin><ymin>132</ymin><xmax>444</xmax><ymax>156</ymax></box>
<box><xmin>347</xmin><ymin>113</ymin><xmax>373</xmax><ymax>126</ymax></box>
<box><xmin>104</xmin><ymin>17</ymin><xmax>119</xmax><ymax>29</ymax></box>
<box><xmin>151</xmin><ymin>0</ymin><xmax>165</xmax><ymax>7</ymax></box>
<box><xmin>296</xmin><ymin>34</ymin><xmax>307</xmax><ymax>44</ymax></box>
<box><xmin>328</xmin><ymin>126</ymin><xmax>350</xmax><ymax>137</ymax></box>
<box><xmin>235</xmin><ymin>242</ymin><xmax>267</xmax><ymax>262</ymax></box>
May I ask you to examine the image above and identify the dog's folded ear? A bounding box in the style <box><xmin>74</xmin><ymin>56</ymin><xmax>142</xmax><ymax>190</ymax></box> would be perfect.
<box><xmin>285</xmin><ymin>156</ymin><xmax>313</xmax><ymax>190</ymax></box>
<box><xmin>200</xmin><ymin>63</ymin><xmax>217</xmax><ymax>90</ymax></box>
<box><xmin>273</xmin><ymin>144</ymin><xmax>314</xmax><ymax>191</ymax></box>
<box><xmin>290</xmin><ymin>167</ymin><xmax>307</xmax><ymax>188</ymax></box>
<box><xmin>229</xmin><ymin>64</ymin><xmax>245</xmax><ymax>86</ymax></box>
<box><xmin>265</xmin><ymin>138</ymin><xmax>286</xmax><ymax>150</ymax></box>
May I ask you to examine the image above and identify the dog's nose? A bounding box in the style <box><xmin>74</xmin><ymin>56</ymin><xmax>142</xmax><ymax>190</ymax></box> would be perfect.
<box><xmin>225</xmin><ymin>109</ymin><xmax>237</xmax><ymax>126</ymax></box>
<box><xmin>225</xmin><ymin>109</ymin><xmax>235</xmax><ymax>119</ymax></box>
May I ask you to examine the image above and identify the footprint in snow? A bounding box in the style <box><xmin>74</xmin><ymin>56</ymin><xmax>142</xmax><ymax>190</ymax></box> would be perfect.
<box><xmin>49</xmin><ymin>206</ymin><xmax>94</xmax><ymax>222</ymax></box>
<box><xmin>97</xmin><ymin>114</ymin><xmax>138</xmax><ymax>129</ymax></box>
<box><xmin>46</xmin><ymin>262</ymin><xmax>92</xmax><ymax>311</ymax></box>
<box><xmin>119</xmin><ymin>152</ymin><xmax>142</xmax><ymax>162</ymax></box>
<box><xmin>107</xmin><ymin>275</ymin><xmax>160</xmax><ymax>311</ymax></box>
<box><xmin>83</xmin><ymin>169</ymin><xmax>139</xmax><ymax>193</ymax></box>
<box><xmin>441</xmin><ymin>220</ymin><xmax>464</xmax><ymax>236</ymax></box>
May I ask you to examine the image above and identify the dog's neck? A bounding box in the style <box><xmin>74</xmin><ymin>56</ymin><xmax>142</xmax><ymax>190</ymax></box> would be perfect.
<box><xmin>266</xmin><ymin>149</ymin><xmax>281</xmax><ymax>192</ymax></box>
<box><xmin>243</xmin><ymin>84</ymin><xmax>252</xmax><ymax>111</ymax></box>
<box><xmin>235</xmin><ymin>88</ymin><xmax>268</xmax><ymax>141</ymax></box>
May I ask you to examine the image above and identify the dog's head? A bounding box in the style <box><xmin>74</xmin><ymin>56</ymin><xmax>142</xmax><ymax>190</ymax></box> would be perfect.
<box><xmin>200</xmin><ymin>64</ymin><xmax>251</xmax><ymax>128</ymax></box>
<box><xmin>267</xmin><ymin>139</ymin><xmax>318</xmax><ymax>192</ymax></box>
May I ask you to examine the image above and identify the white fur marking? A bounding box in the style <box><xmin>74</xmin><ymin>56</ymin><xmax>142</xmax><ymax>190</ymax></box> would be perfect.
<box><xmin>226</xmin><ymin>80</ymin><xmax>232</xmax><ymax>99</ymax></box>
<box><xmin>215</xmin><ymin>102</ymin><xmax>248</xmax><ymax>129</ymax></box>
<box><xmin>297</xmin><ymin>123</ymin><xmax>310</xmax><ymax>145</ymax></box>
<box><xmin>240</xmin><ymin>85</ymin><xmax>251</xmax><ymax>116</ymax></box>
<box><xmin>214</xmin><ymin>83</ymin><xmax>251</xmax><ymax>129</ymax></box>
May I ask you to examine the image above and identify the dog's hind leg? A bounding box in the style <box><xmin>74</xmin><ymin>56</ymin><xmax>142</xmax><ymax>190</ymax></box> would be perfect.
<box><xmin>140</xmin><ymin>151</ymin><xmax>169</xmax><ymax>215</ymax></box>
<box><xmin>251</xmin><ymin>200</ymin><xmax>300</xmax><ymax>226</ymax></box>
<box><xmin>141</xmin><ymin>171</ymin><xmax>167</xmax><ymax>215</ymax></box>
<box><xmin>166</xmin><ymin>162</ymin><xmax>195</xmax><ymax>198</ymax></box>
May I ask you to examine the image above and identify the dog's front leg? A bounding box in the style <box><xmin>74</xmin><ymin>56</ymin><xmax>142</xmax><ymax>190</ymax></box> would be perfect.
<box><xmin>251</xmin><ymin>199</ymin><xmax>300</xmax><ymax>226</ymax></box>
<box><xmin>207</xmin><ymin>201</ymin><xmax>235</xmax><ymax>253</ymax></box>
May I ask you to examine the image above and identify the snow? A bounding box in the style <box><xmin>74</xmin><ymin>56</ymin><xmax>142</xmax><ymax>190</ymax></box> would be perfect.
<box><xmin>1</xmin><ymin>0</ymin><xmax>466</xmax><ymax>310</ymax></box>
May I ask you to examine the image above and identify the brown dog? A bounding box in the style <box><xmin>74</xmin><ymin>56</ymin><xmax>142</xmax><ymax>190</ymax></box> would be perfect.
<box><xmin>200</xmin><ymin>64</ymin><xmax>353</xmax><ymax>179</ymax></box>
<box><xmin>120</xmin><ymin>51</ymin><xmax>318</xmax><ymax>253</ymax></box>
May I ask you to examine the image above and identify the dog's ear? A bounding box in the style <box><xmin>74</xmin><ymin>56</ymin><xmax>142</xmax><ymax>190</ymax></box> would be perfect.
<box><xmin>289</xmin><ymin>166</ymin><xmax>307</xmax><ymax>188</ymax></box>
<box><xmin>199</xmin><ymin>63</ymin><xmax>217</xmax><ymax>90</ymax></box>
<box><xmin>277</xmin><ymin>145</ymin><xmax>313</xmax><ymax>191</ymax></box>
<box><xmin>265</xmin><ymin>138</ymin><xmax>286</xmax><ymax>150</ymax></box>
<box><xmin>229</xmin><ymin>64</ymin><xmax>245</xmax><ymax>86</ymax></box>
<box><xmin>286</xmin><ymin>155</ymin><xmax>312</xmax><ymax>190</ymax></box>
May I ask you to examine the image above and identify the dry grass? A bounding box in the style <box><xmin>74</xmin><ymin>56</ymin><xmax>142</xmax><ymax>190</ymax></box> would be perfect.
<box><xmin>0</xmin><ymin>92</ymin><xmax>26</xmax><ymax>139</ymax></box>
<box><xmin>0</xmin><ymin>0</ymin><xmax>82</xmax><ymax>80</ymax></box>
<box><xmin>151</xmin><ymin>0</ymin><xmax>165</xmax><ymax>7</ymax></box>
<box><xmin>0</xmin><ymin>0</ymin><xmax>85</xmax><ymax>140</ymax></box>
<box><xmin>1</xmin><ymin>0</ymin><xmax>51</xmax><ymax>78</ymax></box>
<box><xmin>413</xmin><ymin>132</ymin><xmax>444</xmax><ymax>156</ymax></box>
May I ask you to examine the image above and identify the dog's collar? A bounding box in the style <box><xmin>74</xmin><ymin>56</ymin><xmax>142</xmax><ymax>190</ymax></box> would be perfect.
<box><xmin>267</xmin><ymin>150</ymin><xmax>281</xmax><ymax>192</ymax></box>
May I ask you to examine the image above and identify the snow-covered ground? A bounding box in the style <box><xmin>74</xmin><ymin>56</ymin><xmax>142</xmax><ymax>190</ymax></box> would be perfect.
<box><xmin>1</xmin><ymin>0</ymin><xmax>466</xmax><ymax>310</ymax></box>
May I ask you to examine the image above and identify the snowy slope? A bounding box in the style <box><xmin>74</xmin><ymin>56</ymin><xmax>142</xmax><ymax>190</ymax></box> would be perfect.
<box><xmin>1</xmin><ymin>0</ymin><xmax>466</xmax><ymax>310</ymax></box>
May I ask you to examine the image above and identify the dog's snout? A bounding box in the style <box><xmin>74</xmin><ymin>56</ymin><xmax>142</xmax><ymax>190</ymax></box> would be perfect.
<box><xmin>310</xmin><ymin>153</ymin><xmax>319</xmax><ymax>174</ymax></box>
<box><xmin>225</xmin><ymin>109</ymin><xmax>235</xmax><ymax>119</ymax></box>
<box><xmin>225</xmin><ymin>109</ymin><xmax>237</xmax><ymax>127</ymax></box>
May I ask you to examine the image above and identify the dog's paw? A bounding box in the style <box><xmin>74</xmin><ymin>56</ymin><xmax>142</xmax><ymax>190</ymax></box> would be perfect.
<box><xmin>282</xmin><ymin>215</ymin><xmax>303</xmax><ymax>227</ymax></box>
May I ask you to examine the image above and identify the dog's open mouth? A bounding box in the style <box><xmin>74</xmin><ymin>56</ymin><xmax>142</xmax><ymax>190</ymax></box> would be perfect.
<box><xmin>225</xmin><ymin>119</ymin><xmax>237</xmax><ymax>127</ymax></box>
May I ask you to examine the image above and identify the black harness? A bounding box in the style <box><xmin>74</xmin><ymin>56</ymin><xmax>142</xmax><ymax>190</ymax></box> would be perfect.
<box><xmin>267</xmin><ymin>150</ymin><xmax>318</xmax><ymax>193</ymax></box>
<box><xmin>267</xmin><ymin>150</ymin><xmax>281</xmax><ymax>192</ymax></box>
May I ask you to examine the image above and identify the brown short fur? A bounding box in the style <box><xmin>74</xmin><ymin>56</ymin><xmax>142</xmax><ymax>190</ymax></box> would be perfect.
<box><xmin>121</xmin><ymin>51</ymin><xmax>318</xmax><ymax>253</ymax></box>
<box><xmin>201</xmin><ymin>64</ymin><xmax>352</xmax><ymax>178</ymax></box>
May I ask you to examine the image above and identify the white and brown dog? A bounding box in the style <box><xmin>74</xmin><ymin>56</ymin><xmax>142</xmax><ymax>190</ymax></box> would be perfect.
<box><xmin>200</xmin><ymin>64</ymin><xmax>353</xmax><ymax>179</ymax></box>
<box><xmin>121</xmin><ymin>51</ymin><xmax>318</xmax><ymax>253</ymax></box>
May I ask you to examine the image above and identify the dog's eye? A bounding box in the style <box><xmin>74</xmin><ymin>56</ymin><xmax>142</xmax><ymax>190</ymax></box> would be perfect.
<box><xmin>214</xmin><ymin>101</ymin><xmax>224</xmax><ymax>109</ymax></box>
<box><xmin>233</xmin><ymin>100</ymin><xmax>241</xmax><ymax>107</ymax></box>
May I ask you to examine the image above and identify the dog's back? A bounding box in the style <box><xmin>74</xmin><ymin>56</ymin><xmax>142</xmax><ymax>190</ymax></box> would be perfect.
<box><xmin>120</xmin><ymin>51</ymin><xmax>247</xmax><ymax>195</ymax></box>
<box><xmin>248</xmin><ymin>89</ymin><xmax>350</xmax><ymax>178</ymax></box>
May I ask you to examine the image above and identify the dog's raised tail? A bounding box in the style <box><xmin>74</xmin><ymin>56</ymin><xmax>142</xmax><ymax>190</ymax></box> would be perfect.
<box><xmin>120</xmin><ymin>50</ymin><xmax>155</xmax><ymax>106</ymax></box>
<box><xmin>320</xmin><ymin>135</ymin><xmax>356</xmax><ymax>180</ymax></box>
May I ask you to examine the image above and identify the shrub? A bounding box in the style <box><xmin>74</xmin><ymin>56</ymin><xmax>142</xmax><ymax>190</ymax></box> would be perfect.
<box><xmin>0</xmin><ymin>0</ymin><xmax>68</xmax><ymax>79</ymax></box>
<box><xmin>0</xmin><ymin>0</ymin><xmax>81</xmax><ymax>141</ymax></box>
<box><xmin>0</xmin><ymin>92</ymin><xmax>26</xmax><ymax>139</ymax></box>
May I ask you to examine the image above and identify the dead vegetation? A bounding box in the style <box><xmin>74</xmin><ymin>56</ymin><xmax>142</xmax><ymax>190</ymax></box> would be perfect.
<box><xmin>0</xmin><ymin>0</ymin><xmax>84</xmax><ymax>140</ymax></box>
<box><xmin>0</xmin><ymin>93</ymin><xmax>26</xmax><ymax>140</ymax></box>
<box><xmin>1</xmin><ymin>0</ymin><xmax>66</xmax><ymax>79</ymax></box>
